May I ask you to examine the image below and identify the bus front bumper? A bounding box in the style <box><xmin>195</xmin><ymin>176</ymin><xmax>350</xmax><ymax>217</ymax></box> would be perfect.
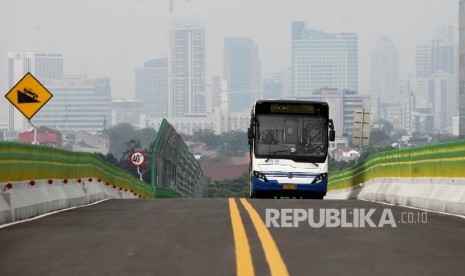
<box><xmin>251</xmin><ymin>177</ymin><xmax>327</xmax><ymax>197</ymax></box>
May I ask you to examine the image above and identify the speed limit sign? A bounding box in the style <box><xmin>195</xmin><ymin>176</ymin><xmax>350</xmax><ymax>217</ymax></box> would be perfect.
<box><xmin>130</xmin><ymin>151</ymin><xmax>146</xmax><ymax>166</ymax></box>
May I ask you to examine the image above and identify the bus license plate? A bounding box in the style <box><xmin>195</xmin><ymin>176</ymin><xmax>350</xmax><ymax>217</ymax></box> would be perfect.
<box><xmin>283</xmin><ymin>184</ymin><xmax>297</xmax><ymax>190</ymax></box>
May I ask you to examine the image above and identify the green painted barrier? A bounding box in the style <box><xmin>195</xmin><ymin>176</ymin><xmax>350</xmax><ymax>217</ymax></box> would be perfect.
<box><xmin>0</xmin><ymin>142</ymin><xmax>180</xmax><ymax>199</ymax></box>
<box><xmin>328</xmin><ymin>140</ymin><xmax>465</xmax><ymax>191</ymax></box>
<box><xmin>151</xmin><ymin>119</ymin><xmax>205</xmax><ymax>197</ymax></box>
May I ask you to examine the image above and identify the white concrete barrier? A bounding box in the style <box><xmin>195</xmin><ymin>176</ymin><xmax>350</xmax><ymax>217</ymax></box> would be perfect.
<box><xmin>325</xmin><ymin>178</ymin><xmax>465</xmax><ymax>216</ymax></box>
<box><xmin>0</xmin><ymin>178</ymin><xmax>138</xmax><ymax>225</ymax></box>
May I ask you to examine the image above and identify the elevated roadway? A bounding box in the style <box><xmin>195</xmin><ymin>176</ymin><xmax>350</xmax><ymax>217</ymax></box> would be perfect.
<box><xmin>0</xmin><ymin>199</ymin><xmax>464</xmax><ymax>275</ymax></box>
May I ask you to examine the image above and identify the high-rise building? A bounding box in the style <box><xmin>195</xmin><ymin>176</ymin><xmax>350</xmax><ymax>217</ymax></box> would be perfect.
<box><xmin>263</xmin><ymin>72</ymin><xmax>289</xmax><ymax>100</ymax></box>
<box><xmin>291</xmin><ymin>88</ymin><xmax>370</xmax><ymax>136</ymax></box>
<box><xmin>33</xmin><ymin>77</ymin><xmax>111</xmax><ymax>131</ymax></box>
<box><xmin>223</xmin><ymin>37</ymin><xmax>261</xmax><ymax>112</ymax></box>
<box><xmin>370</xmin><ymin>36</ymin><xmax>399</xmax><ymax>104</ymax></box>
<box><xmin>112</xmin><ymin>99</ymin><xmax>144</xmax><ymax>129</ymax></box>
<box><xmin>415</xmin><ymin>26</ymin><xmax>458</xmax><ymax>133</ymax></box>
<box><xmin>428</xmin><ymin>71</ymin><xmax>457</xmax><ymax>132</ymax></box>
<box><xmin>431</xmin><ymin>26</ymin><xmax>456</xmax><ymax>75</ymax></box>
<box><xmin>459</xmin><ymin>0</ymin><xmax>465</xmax><ymax>138</ymax></box>
<box><xmin>210</xmin><ymin>76</ymin><xmax>222</xmax><ymax>110</ymax></box>
<box><xmin>135</xmin><ymin>58</ymin><xmax>168</xmax><ymax>118</ymax></box>
<box><xmin>169</xmin><ymin>19</ymin><xmax>206</xmax><ymax>117</ymax></box>
<box><xmin>291</xmin><ymin>21</ymin><xmax>358</xmax><ymax>96</ymax></box>
<box><xmin>416</xmin><ymin>26</ymin><xmax>457</xmax><ymax>78</ymax></box>
<box><xmin>416</xmin><ymin>46</ymin><xmax>432</xmax><ymax>78</ymax></box>
<box><xmin>7</xmin><ymin>50</ymin><xmax>64</xmax><ymax>131</ymax></box>
<box><xmin>263</xmin><ymin>79</ymin><xmax>282</xmax><ymax>100</ymax></box>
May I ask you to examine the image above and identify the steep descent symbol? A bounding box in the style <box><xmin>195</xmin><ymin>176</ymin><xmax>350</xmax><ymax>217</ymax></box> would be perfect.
<box><xmin>4</xmin><ymin>72</ymin><xmax>53</xmax><ymax>120</ymax></box>
<box><xmin>17</xmin><ymin>87</ymin><xmax>40</xmax><ymax>103</ymax></box>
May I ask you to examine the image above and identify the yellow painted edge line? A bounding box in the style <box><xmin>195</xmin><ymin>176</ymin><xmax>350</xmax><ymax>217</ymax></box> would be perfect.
<box><xmin>239</xmin><ymin>198</ymin><xmax>289</xmax><ymax>276</ymax></box>
<box><xmin>229</xmin><ymin>198</ymin><xmax>255</xmax><ymax>276</ymax></box>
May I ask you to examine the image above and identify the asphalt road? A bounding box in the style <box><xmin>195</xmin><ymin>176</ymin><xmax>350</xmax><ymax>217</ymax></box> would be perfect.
<box><xmin>0</xmin><ymin>199</ymin><xmax>464</xmax><ymax>276</ymax></box>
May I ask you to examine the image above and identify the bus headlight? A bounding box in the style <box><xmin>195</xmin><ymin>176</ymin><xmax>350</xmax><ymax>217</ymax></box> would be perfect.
<box><xmin>311</xmin><ymin>173</ymin><xmax>327</xmax><ymax>184</ymax></box>
<box><xmin>253</xmin><ymin>170</ymin><xmax>269</xmax><ymax>182</ymax></box>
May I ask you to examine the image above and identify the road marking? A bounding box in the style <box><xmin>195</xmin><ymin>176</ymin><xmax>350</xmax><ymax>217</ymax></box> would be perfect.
<box><xmin>239</xmin><ymin>198</ymin><xmax>289</xmax><ymax>276</ymax></box>
<box><xmin>228</xmin><ymin>198</ymin><xmax>255</xmax><ymax>276</ymax></box>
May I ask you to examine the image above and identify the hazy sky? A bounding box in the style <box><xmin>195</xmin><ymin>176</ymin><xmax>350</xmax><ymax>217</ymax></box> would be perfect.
<box><xmin>0</xmin><ymin>0</ymin><xmax>458</xmax><ymax>120</ymax></box>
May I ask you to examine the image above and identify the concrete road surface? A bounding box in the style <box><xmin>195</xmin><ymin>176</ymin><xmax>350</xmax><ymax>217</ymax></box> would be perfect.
<box><xmin>0</xmin><ymin>199</ymin><xmax>464</xmax><ymax>276</ymax></box>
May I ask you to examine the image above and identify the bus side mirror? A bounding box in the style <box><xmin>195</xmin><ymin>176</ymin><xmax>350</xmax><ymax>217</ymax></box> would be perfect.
<box><xmin>248</xmin><ymin>128</ymin><xmax>253</xmax><ymax>145</ymax></box>
<box><xmin>329</xmin><ymin>119</ymin><xmax>335</xmax><ymax>142</ymax></box>
<box><xmin>329</xmin><ymin>130</ymin><xmax>335</xmax><ymax>142</ymax></box>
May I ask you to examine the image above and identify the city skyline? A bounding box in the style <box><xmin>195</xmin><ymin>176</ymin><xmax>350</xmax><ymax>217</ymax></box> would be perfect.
<box><xmin>291</xmin><ymin>22</ymin><xmax>358</xmax><ymax>95</ymax></box>
<box><xmin>0</xmin><ymin>0</ymin><xmax>458</xmax><ymax>121</ymax></box>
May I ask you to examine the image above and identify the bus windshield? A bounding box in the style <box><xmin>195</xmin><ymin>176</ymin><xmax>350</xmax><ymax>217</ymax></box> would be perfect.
<box><xmin>254</xmin><ymin>114</ymin><xmax>328</xmax><ymax>162</ymax></box>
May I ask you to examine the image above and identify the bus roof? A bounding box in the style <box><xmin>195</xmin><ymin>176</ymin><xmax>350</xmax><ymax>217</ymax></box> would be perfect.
<box><xmin>254</xmin><ymin>99</ymin><xmax>329</xmax><ymax>106</ymax></box>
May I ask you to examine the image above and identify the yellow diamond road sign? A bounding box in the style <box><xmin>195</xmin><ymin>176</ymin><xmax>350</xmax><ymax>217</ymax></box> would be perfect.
<box><xmin>4</xmin><ymin>72</ymin><xmax>53</xmax><ymax>120</ymax></box>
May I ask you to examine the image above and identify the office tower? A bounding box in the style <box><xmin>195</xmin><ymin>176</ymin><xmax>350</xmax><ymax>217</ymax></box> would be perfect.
<box><xmin>460</xmin><ymin>0</ymin><xmax>465</xmax><ymax>138</ymax></box>
<box><xmin>33</xmin><ymin>77</ymin><xmax>112</xmax><ymax>131</ymax></box>
<box><xmin>223</xmin><ymin>37</ymin><xmax>261</xmax><ymax>112</ymax></box>
<box><xmin>211</xmin><ymin>76</ymin><xmax>222</xmax><ymax>110</ymax></box>
<box><xmin>7</xmin><ymin>50</ymin><xmax>64</xmax><ymax>131</ymax></box>
<box><xmin>431</xmin><ymin>26</ymin><xmax>456</xmax><ymax>75</ymax></box>
<box><xmin>416</xmin><ymin>46</ymin><xmax>432</xmax><ymax>78</ymax></box>
<box><xmin>295</xmin><ymin>88</ymin><xmax>370</xmax><ymax>136</ymax></box>
<box><xmin>135</xmin><ymin>58</ymin><xmax>168</xmax><ymax>118</ymax></box>
<box><xmin>263</xmin><ymin>72</ymin><xmax>288</xmax><ymax>100</ymax></box>
<box><xmin>370</xmin><ymin>36</ymin><xmax>400</xmax><ymax>104</ymax></box>
<box><xmin>263</xmin><ymin>79</ymin><xmax>282</xmax><ymax>100</ymax></box>
<box><xmin>416</xmin><ymin>26</ymin><xmax>457</xmax><ymax>78</ymax></box>
<box><xmin>112</xmin><ymin>99</ymin><xmax>144</xmax><ymax>129</ymax></box>
<box><xmin>428</xmin><ymin>72</ymin><xmax>456</xmax><ymax>132</ymax></box>
<box><xmin>169</xmin><ymin>19</ymin><xmax>206</xmax><ymax>117</ymax></box>
<box><xmin>416</xmin><ymin>26</ymin><xmax>458</xmax><ymax>133</ymax></box>
<box><xmin>291</xmin><ymin>21</ymin><xmax>358</xmax><ymax>96</ymax></box>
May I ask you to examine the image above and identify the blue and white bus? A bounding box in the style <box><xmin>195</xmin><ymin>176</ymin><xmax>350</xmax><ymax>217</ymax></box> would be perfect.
<box><xmin>247</xmin><ymin>100</ymin><xmax>335</xmax><ymax>199</ymax></box>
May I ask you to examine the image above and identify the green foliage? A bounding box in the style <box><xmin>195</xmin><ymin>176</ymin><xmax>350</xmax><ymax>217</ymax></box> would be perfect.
<box><xmin>369</xmin><ymin>129</ymin><xmax>391</xmax><ymax>146</ymax></box>
<box><xmin>105</xmin><ymin>123</ymin><xmax>136</xmax><ymax>158</ymax></box>
<box><xmin>104</xmin><ymin>123</ymin><xmax>157</xmax><ymax>159</ymax></box>
<box><xmin>204</xmin><ymin>173</ymin><xmax>249</xmax><ymax>198</ymax></box>
<box><xmin>192</xmin><ymin>129</ymin><xmax>220</xmax><ymax>149</ymax></box>
<box><xmin>189</xmin><ymin>129</ymin><xmax>249</xmax><ymax>157</ymax></box>
<box><xmin>329</xmin><ymin>146</ymin><xmax>395</xmax><ymax>173</ymax></box>
<box><xmin>329</xmin><ymin>158</ymin><xmax>356</xmax><ymax>172</ymax></box>
<box><xmin>218</xmin><ymin>130</ymin><xmax>248</xmax><ymax>157</ymax></box>
<box><xmin>94</xmin><ymin>149</ymin><xmax>152</xmax><ymax>184</ymax></box>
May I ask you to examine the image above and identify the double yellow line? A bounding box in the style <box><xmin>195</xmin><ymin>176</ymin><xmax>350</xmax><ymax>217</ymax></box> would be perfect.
<box><xmin>229</xmin><ymin>198</ymin><xmax>289</xmax><ymax>276</ymax></box>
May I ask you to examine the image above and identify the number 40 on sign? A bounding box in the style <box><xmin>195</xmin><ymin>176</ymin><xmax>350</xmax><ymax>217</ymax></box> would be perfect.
<box><xmin>130</xmin><ymin>151</ymin><xmax>146</xmax><ymax>181</ymax></box>
<box><xmin>130</xmin><ymin>151</ymin><xmax>146</xmax><ymax>167</ymax></box>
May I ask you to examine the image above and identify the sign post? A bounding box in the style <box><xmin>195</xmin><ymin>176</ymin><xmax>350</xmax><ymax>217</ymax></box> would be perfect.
<box><xmin>353</xmin><ymin>107</ymin><xmax>371</xmax><ymax>150</ymax></box>
<box><xmin>130</xmin><ymin>151</ymin><xmax>146</xmax><ymax>181</ymax></box>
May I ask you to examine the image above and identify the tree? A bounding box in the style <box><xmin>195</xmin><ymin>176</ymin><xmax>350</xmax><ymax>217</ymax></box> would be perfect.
<box><xmin>218</xmin><ymin>130</ymin><xmax>248</xmax><ymax>157</ymax></box>
<box><xmin>137</xmin><ymin>128</ymin><xmax>158</xmax><ymax>150</ymax></box>
<box><xmin>373</xmin><ymin>119</ymin><xmax>394</xmax><ymax>135</ymax></box>
<box><xmin>204</xmin><ymin>173</ymin><xmax>249</xmax><ymax>198</ymax></box>
<box><xmin>192</xmin><ymin>129</ymin><xmax>220</xmax><ymax>149</ymax></box>
<box><xmin>369</xmin><ymin>129</ymin><xmax>391</xmax><ymax>146</ymax></box>
<box><xmin>104</xmin><ymin>123</ymin><xmax>136</xmax><ymax>158</ymax></box>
